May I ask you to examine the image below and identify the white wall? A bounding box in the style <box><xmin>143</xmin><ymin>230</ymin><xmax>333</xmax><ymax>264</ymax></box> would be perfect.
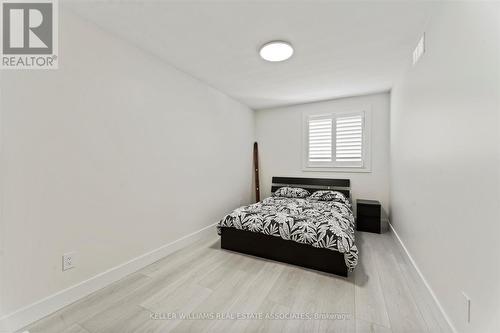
<box><xmin>255</xmin><ymin>93</ymin><xmax>390</xmax><ymax>213</ymax></box>
<box><xmin>390</xmin><ymin>3</ymin><xmax>500</xmax><ymax>332</ymax></box>
<box><xmin>0</xmin><ymin>74</ymin><xmax>5</xmax><ymax>319</ymax></box>
<box><xmin>0</xmin><ymin>8</ymin><xmax>254</xmax><ymax>318</ymax></box>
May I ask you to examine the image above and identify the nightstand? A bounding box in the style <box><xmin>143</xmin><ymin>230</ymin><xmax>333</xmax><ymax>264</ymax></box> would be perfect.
<box><xmin>356</xmin><ymin>199</ymin><xmax>382</xmax><ymax>234</ymax></box>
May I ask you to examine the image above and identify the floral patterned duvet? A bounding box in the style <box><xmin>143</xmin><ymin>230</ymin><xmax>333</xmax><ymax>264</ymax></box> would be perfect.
<box><xmin>217</xmin><ymin>197</ymin><xmax>358</xmax><ymax>270</ymax></box>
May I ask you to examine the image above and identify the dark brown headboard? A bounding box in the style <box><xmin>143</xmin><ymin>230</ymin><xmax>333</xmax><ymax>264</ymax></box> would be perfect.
<box><xmin>271</xmin><ymin>177</ymin><xmax>351</xmax><ymax>197</ymax></box>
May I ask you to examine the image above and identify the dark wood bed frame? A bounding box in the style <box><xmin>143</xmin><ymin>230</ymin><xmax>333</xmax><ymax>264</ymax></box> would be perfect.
<box><xmin>220</xmin><ymin>177</ymin><xmax>351</xmax><ymax>277</ymax></box>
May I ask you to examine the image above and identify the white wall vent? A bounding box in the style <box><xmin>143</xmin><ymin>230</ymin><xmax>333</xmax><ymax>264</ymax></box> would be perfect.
<box><xmin>412</xmin><ymin>34</ymin><xmax>425</xmax><ymax>65</ymax></box>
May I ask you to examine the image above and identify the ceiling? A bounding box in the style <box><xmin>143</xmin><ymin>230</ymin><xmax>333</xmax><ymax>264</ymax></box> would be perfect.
<box><xmin>66</xmin><ymin>1</ymin><xmax>434</xmax><ymax>109</ymax></box>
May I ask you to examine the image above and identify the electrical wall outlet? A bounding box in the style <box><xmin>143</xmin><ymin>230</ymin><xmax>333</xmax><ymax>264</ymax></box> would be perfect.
<box><xmin>462</xmin><ymin>292</ymin><xmax>471</xmax><ymax>323</ymax></box>
<box><xmin>62</xmin><ymin>252</ymin><xmax>75</xmax><ymax>271</ymax></box>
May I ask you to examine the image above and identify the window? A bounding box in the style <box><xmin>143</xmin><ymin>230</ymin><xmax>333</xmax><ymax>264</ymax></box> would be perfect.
<box><xmin>304</xmin><ymin>110</ymin><xmax>370</xmax><ymax>171</ymax></box>
<box><xmin>307</xmin><ymin>117</ymin><xmax>333</xmax><ymax>163</ymax></box>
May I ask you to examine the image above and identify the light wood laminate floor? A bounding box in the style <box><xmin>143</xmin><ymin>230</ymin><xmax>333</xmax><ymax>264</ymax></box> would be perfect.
<box><xmin>21</xmin><ymin>231</ymin><xmax>451</xmax><ymax>333</ymax></box>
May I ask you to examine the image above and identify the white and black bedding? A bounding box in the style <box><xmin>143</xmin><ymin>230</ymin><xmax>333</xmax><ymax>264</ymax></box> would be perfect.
<box><xmin>217</xmin><ymin>196</ymin><xmax>358</xmax><ymax>270</ymax></box>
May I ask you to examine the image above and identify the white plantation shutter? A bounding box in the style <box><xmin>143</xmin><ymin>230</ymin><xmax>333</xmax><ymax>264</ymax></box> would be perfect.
<box><xmin>335</xmin><ymin>114</ymin><xmax>363</xmax><ymax>165</ymax></box>
<box><xmin>305</xmin><ymin>111</ymin><xmax>366</xmax><ymax>169</ymax></box>
<box><xmin>308</xmin><ymin>118</ymin><xmax>332</xmax><ymax>162</ymax></box>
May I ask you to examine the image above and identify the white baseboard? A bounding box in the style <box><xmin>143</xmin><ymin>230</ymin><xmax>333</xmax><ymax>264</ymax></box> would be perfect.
<box><xmin>388</xmin><ymin>223</ymin><xmax>457</xmax><ymax>333</ymax></box>
<box><xmin>0</xmin><ymin>223</ymin><xmax>218</xmax><ymax>333</ymax></box>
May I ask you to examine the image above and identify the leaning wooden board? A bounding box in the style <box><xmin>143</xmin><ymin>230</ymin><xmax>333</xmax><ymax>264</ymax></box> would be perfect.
<box><xmin>253</xmin><ymin>142</ymin><xmax>260</xmax><ymax>202</ymax></box>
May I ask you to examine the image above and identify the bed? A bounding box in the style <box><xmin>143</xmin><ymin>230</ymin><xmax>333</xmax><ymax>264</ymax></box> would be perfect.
<box><xmin>217</xmin><ymin>177</ymin><xmax>358</xmax><ymax>277</ymax></box>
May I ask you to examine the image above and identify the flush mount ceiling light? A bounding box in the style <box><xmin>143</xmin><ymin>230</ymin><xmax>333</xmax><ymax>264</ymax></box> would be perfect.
<box><xmin>259</xmin><ymin>41</ymin><xmax>294</xmax><ymax>62</ymax></box>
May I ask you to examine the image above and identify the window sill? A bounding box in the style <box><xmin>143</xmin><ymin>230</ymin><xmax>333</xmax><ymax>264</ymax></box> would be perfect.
<box><xmin>302</xmin><ymin>166</ymin><xmax>372</xmax><ymax>173</ymax></box>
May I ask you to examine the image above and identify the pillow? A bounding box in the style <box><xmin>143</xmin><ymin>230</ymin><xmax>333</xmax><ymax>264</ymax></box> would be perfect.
<box><xmin>309</xmin><ymin>190</ymin><xmax>350</xmax><ymax>206</ymax></box>
<box><xmin>273</xmin><ymin>187</ymin><xmax>310</xmax><ymax>198</ymax></box>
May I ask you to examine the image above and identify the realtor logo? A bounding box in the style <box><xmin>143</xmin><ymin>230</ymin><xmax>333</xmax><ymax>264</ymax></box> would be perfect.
<box><xmin>1</xmin><ymin>0</ymin><xmax>58</xmax><ymax>69</ymax></box>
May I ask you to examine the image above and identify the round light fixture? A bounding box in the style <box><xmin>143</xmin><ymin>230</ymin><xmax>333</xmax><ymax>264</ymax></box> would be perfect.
<box><xmin>259</xmin><ymin>41</ymin><xmax>294</xmax><ymax>62</ymax></box>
